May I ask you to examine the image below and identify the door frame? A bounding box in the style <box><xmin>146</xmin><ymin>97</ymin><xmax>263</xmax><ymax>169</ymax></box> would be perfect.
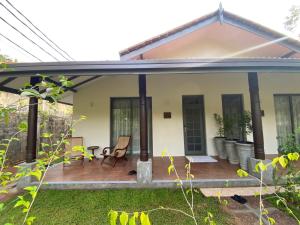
<box><xmin>221</xmin><ymin>94</ymin><xmax>245</xmax><ymax>141</ymax></box>
<box><xmin>182</xmin><ymin>95</ymin><xmax>207</xmax><ymax>156</ymax></box>
<box><xmin>110</xmin><ymin>97</ymin><xmax>153</xmax><ymax>156</ymax></box>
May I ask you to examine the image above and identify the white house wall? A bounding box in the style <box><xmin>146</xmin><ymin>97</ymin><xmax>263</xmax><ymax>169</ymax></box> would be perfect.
<box><xmin>73</xmin><ymin>73</ymin><xmax>300</xmax><ymax>157</ymax></box>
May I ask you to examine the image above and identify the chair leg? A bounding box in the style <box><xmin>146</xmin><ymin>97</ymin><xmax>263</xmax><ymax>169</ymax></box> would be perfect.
<box><xmin>101</xmin><ymin>156</ymin><xmax>108</xmax><ymax>165</ymax></box>
<box><xmin>113</xmin><ymin>158</ymin><xmax>119</xmax><ymax>167</ymax></box>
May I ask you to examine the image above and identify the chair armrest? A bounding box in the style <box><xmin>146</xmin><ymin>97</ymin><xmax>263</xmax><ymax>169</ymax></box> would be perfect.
<box><xmin>114</xmin><ymin>148</ymin><xmax>127</xmax><ymax>157</ymax></box>
<box><xmin>115</xmin><ymin>147</ymin><xmax>126</xmax><ymax>151</ymax></box>
<box><xmin>102</xmin><ymin>147</ymin><xmax>113</xmax><ymax>155</ymax></box>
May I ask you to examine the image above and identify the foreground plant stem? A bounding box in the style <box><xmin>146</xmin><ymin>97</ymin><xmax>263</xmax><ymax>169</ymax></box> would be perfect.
<box><xmin>240</xmin><ymin>160</ymin><xmax>300</xmax><ymax>224</ymax></box>
<box><xmin>171</xmin><ymin>160</ymin><xmax>198</xmax><ymax>225</ymax></box>
<box><xmin>21</xmin><ymin>120</ymin><xmax>78</xmax><ymax>225</ymax></box>
<box><xmin>0</xmin><ymin>130</ymin><xmax>22</xmax><ymax>174</ymax></box>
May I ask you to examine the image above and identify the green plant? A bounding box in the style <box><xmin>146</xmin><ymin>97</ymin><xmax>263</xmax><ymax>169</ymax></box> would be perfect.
<box><xmin>213</xmin><ymin>114</ymin><xmax>224</xmax><ymax>137</ymax></box>
<box><xmin>279</xmin><ymin>133</ymin><xmax>300</xmax><ymax>155</ymax></box>
<box><xmin>223</xmin><ymin>115</ymin><xmax>236</xmax><ymax>140</ymax></box>
<box><xmin>108</xmin><ymin>150</ymin><xmax>216</xmax><ymax>225</ymax></box>
<box><xmin>237</xmin><ymin>152</ymin><xmax>300</xmax><ymax>224</ymax></box>
<box><xmin>239</xmin><ymin>111</ymin><xmax>253</xmax><ymax>142</ymax></box>
<box><xmin>277</xmin><ymin>132</ymin><xmax>300</xmax><ymax>210</ymax></box>
<box><xmin>0</xmin><ymin>73</ymin><xmax>92</xmax><ymax>225</ymax></box>
<box><xmin>273</xmin><ymin>152</ymin><xmax>300</xmax><ymax>212</ymax></box>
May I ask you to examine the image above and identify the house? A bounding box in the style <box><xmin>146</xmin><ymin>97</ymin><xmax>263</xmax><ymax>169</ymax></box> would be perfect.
<box><xmin>1</xmin><ymin>5</ymin><xmax>300</xmax><ymax>188</ymax></box>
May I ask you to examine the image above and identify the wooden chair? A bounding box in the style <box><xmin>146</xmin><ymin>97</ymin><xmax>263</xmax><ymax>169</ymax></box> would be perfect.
<box><xmin>63</xmin><ymin>137</ymin><xmax>85</xmax><ymax>167</ymax></box>
<box><xmin>101</xmin><ymin>136</ymin><xmax>131</xmax><ymax>167</ymax></box>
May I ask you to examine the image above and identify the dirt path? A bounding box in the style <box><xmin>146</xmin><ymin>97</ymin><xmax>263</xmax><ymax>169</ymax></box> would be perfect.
<box><xmin>223</xmin><ymin>196</ymin><xmax>298</xmax><ymax>225</ymax></box>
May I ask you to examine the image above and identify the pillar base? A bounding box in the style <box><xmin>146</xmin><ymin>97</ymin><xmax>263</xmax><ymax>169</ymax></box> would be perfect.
<box><xmin>137</xmin><ymin>159</ymin><xmax>152</xmax><ymax>184</ymax></box>
<box><xmin>248</xmin><ymin>158</ymin><xmax>274</xmax><ymax>184</ymax></box>
<box><xmin>16</xmin><ymin>162</ymin><xmax>37</xmax><ymax>190</ymax></box>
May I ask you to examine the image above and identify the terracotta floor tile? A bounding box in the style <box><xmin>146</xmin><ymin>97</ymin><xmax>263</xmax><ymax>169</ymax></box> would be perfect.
<box><xmin>45</xmin><ymin>156</ymin><xmax>243</xmax><ymax>182</ymax></box>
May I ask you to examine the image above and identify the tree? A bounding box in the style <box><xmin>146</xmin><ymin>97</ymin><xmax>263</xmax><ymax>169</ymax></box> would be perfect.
<box><xmin>284</xmin><ymin>5</ymin><xmax>300</xmax><ymax>34</ymax></box>
<box><xmin>0</xmin><ymin>54</ymin><xmax>12</xmax><ymax>63</ymax></box>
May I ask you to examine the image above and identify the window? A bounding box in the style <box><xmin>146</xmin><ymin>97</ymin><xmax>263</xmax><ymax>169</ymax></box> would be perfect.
<box><xmin>274</xmin><ymin>94</ymin><xmax>300</xmax><ymax>148</ymax></box>
<box><xmin>110</xmin><ymin>98</ymin><xmax>152</xmax><ymax>155</ymax></box>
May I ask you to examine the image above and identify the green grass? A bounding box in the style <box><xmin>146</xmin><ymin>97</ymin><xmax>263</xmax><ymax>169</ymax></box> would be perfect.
<box><xmin>266</xmin><ymin>193</ymin><xmax>300</xmax><ymax>220</ymax></box>
<box><xmin>1</xmin><ymin>189</ymin><xmax>231</xmax><ymax>225</ymax></box>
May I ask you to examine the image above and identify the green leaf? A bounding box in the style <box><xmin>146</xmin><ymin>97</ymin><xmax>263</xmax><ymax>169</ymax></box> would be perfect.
<box><xmin>72</xmin><ymin>145</ymin><xmax>84</xmax><ymax>152</ymax></box>
<box><xmin>0</xmin><ymin>203</ymin><xmax>4</xmax><ymax>212</ymax></box>
<box><xmin>79</xmin><ymin>115</ymin><xmax>87</xmax><ymax>120</ymax></box>
<box><xmin>14</xmin><ymin>197</ymin><xmax>24</xmax><ymax>208</ymax></box>
<box><xmin>26</xmin><ymin>216</ymin><xmax>36</xmax><ymax>225</ymax></box>
<box><xmin>268</xmin><ymin>217</ymin><xmax>276</xmax><ymax>225</ymax></box>
<box><xmin>254</xmin><ymin>191</ymin><xmax>260</xmax><ymax>197</ymax></box>
<box><xmin>41</xmin><ymin>133</ymin><xmax>53</xmax><ymax>138</ymax></box>
<box><xmin>255</xmin><ymin>161</ymin><xmax>267</xmax><ymax>172</ymax></box>
<box><xmin>20</xmin><ymin>89</ymin><xmax>40</xmax><ymax>97</ymax></box>
<box><xmin>129</xmin><ymin>212</ymin><xmax>139</xmax><ymax>225</ymax></box>
<box><xmin>237</xmin><ymin>169</ymin><xmax>249</xmax><ymax>177</ymax></box>
<box><xmin>271</xmin><ymin>157</ymin><xmax>279</xmax><ymax>167</ymax></box>
<box><xmin>0</xmin><ymin>190</ymin><xmax>8</xmax><ymax>194</ymax></box>
<box><xmin>18</xmin><ymin>121</ymin><xmax>28</xmax><ymax>132</ymax></box>
<box><xmin>279</xmin><ymin>156</ymin><xmax>288</xmax><ymax>168</ymax></box>
<box><xmin>287</xmin><ymin>152</ymin><xmax>299</xmax><ymax>161</ymax></box>
<box><xmin>186</xmin><ymin>188</ymin><xmax>192</xmax><ymax>195</ymax></box>
<box><xmin>292</xmin><ymin>152</ymin><xmax>299</xmax><ymax>160</ymax></box>
<box><xmin>276</xmin><ymin>199</ymin><xmax>281</xmax><ymax>206</ymax></box>
<box><xmin>108</xmin><ymin>210</ymin><xmax>118</xmax><ymax>225</ymax></box>
<box><xmin>24</xmin><ymin>186</ymin><xmax>37</xmax><ymax>192</ymax></box>
<box><xmin>168</xmin><ymin>164</ymin><xmax>174</xmax><ymax>175</ymax></box>
<box><xmin>140</xmin><ymin>212</ymin><xmax>151</xmax><ymax>225</ymax></box>
<box><xmin>24</xmin><ymin>186</ymin><xmax>38</xmax><ymax>199</ymax></box>
<box><xmin>30</xmin><ymin>170</ymin><xmax>42</xmax><ymax>181</ymax></box>
<box><xmin>119</xmin><ymin>212</ymin><xmax>129</xmax><ymax>225</ymax></box>
<box><xmin>129</xmin><ymin>215</ymin><xmax>137</xmax><ymax>225</ymax></box>
<box><xmin>14</xmin><ymin>196</ymin><xmax>30</xmax><ymax>209</ymax></box>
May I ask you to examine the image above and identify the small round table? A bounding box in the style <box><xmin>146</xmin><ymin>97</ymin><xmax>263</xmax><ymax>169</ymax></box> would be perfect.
<box><xmin>87</xmin><ymin>146</ymin><xmax>100</xmax><ymax>161</ymax></box>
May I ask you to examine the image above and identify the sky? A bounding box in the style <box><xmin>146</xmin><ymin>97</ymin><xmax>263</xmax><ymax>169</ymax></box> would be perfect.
<box><xmin>0</xmin><ymin>0</ymin><xmax>299</xmax><ymax>62</ymax></box>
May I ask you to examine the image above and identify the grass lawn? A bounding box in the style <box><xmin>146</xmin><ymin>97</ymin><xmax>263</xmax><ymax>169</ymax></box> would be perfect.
<box><xmin>1</xmin><ymin>189</ymin><xmax>232</xmax><ymax>225</ymax></box>
<box><xmin>266</xmin><ymin>193</ymin><xmax>300</xmax><ymax>220</ymax></box>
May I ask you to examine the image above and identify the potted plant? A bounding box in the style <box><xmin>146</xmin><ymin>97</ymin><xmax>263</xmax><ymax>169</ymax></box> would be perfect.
<box><xmin>223</xmin><ymin>115</ymin><xmax>239</xmax><ymax>164</ymax></box>
<box><xmin>213</xmin><ymin>113</ymin><xmax>227</xmax><ymax>159</ymax></box>
<box><xmin>236</xmin><ymin>111</ymin><xmax>254</xmax><ymax>170</ymax></box>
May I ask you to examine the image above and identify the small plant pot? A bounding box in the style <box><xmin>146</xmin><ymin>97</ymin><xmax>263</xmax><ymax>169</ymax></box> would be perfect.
<box><xmin>236</xmin><ymin>142</ymin><xmax>254</xmax><ymax>171</ymax></box>
<box><xmin>224</xmin><ymin>139</ymin><xmax>239</xmax><ymax>164</ymax></box>
<box><xmin>213</xmin><ymin>137</ymin><xmax>227</xmax><ymax>159</ymax></box>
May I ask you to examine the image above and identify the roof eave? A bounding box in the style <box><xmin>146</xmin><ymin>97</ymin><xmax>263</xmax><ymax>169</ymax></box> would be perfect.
<box><xmin>119</xmin><ymin>9</ymin><xmax>300</xmax><ymax>60</ymax></box>
<box><xmin>2</xmin><ymin>58</ymin><xmax>300</xmax><ymax>77</ymax></box>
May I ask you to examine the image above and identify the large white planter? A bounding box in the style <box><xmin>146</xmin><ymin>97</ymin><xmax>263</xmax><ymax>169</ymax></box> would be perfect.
<box><xmin>224</xmin><ymin>139</ymin><xmax>239</xmax><ymax>164</ymax></box>
<box><xmin>213</xmin><ymin>137</ymin><xmax>227</xmax><ymax>159</ymax></box>
<box><xmin>236</xmin><ymin>142</ymin><xmax>254</xmax><ymax>171</ymax></box>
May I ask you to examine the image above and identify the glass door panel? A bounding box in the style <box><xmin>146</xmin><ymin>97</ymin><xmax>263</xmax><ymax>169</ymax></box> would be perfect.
<box><xmin>111</xmin><ymin>98</ymin><xmax>152</xmax><ymax>155</ymax></box>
